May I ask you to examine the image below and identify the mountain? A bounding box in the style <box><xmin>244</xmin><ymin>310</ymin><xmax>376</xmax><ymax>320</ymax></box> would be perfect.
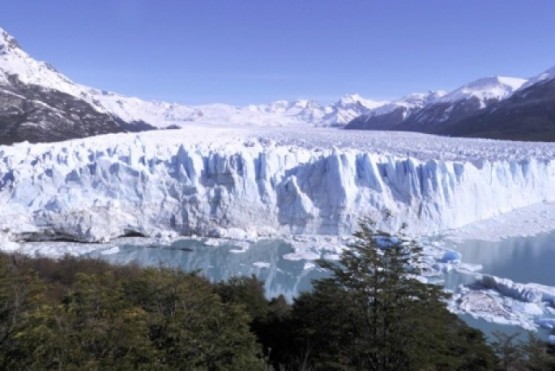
<box><xmin>4</xmin><ymin>24</ymin><xmax>555</xmax><ymax>143</ymax></box>
<box><xmin>0</xmin><ymin>28</ymin><xmax>155</xmax><ymax>144</ymax></box>
<box><xmin>0</xmin><ymin>27</ymin><xmax>389</xmax><ymax>144</ymax></box>
<box><xmin>81</xmin><ymin>92</ymin><xmax>387</xmax><ymax>128</ymax></box>
<box><xmin>346</xmin><ymin>77</ymin><xmax>526</xmax><ymax>134</ymax></box>
<box><xmin>435</xmin><ymin>67</ymin><xmax>555</xmax><ymax>141</ymax></box>
<box><xmin>345</xmin><ymin>91</ymin><xmax>447</xmax><ymax>130</ymax></box>
<box><xmin>318</xmin><ymin>94</ymin><xmax>387</xmax><ymax>127</ymax></box>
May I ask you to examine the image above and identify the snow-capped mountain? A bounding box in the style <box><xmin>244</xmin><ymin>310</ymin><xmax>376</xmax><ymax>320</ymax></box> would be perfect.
<box><xmin>0</xmin><ymin>29</ymin><xmax>78</xmax><ymax>94</ymax></box>
<box><xmin>3</xmin><ymin>24</ymin><xmax>555</xmax><ymax>143</ymax></box>
<box><xmin>346</xmin><ymin>76</ymin><xmax>526</xmax><ymax>133</ymax></box>
<box><xmin>437</xmin><ymin>65</ymin><xmax>555</xmax><ymax>141</ymax></box>
<box><xmin>519</xmin><ymin>65</ymin><xmax>555</xmax><ymax>91</ymax></box>
<box><xmin>345</xmin><ymin>91</ymin><xmax>447</xmax><ymax>130</ymax></box>
<box><xmin>436</xmin><ymin>76</ymin><xmax>525</xmax><ymax>106</ymax></box>
<box><xmin>0</xmin><ymin>28</ymin><xmax>156</xmax><ymax>144</ymax></box>
<box><xmin>85</xmin><ymin>92</ymin><xmax>388</xmax><ymax>129</ymax></box>
<box><xmin>318</xmin><ymin>94</ymin><xmax>387</xmax><ymax>127</ymax></box>
<box><xmin>0</xmin><ymin>26</ymin><xmax>389</xmax><ymax>144</ymax></box>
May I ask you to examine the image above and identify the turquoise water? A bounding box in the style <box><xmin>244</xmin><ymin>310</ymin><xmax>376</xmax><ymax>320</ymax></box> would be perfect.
<box><xmin>452</xmin><ymin>230</ymin><xmax>555</xmax><ymax>286</ymax></box>
<box><xmin>448</xmin><ymin>230</ymin><xmax>555</xmax><ymax>341</ymax></box>
<box><xmin>89</xmin><ymin>230</ymin><xmax>555</xmax><ymax>297</ymax></box>
<box><xmin>83</xmin><ymin>231</ymin><xmax>555</xmax><ymax>341</ymax></box>
<box><xmin>85</xmin><ymin>238</ymin><xmax>328</xmax><ymax>301</ymax></box>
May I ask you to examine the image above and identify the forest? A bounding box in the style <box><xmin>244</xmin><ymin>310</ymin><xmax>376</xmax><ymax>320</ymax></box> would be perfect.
<box><xmin>1</xmin><ymin>223</ymin><xmax>554</xmax><ymax>370</ymax></box>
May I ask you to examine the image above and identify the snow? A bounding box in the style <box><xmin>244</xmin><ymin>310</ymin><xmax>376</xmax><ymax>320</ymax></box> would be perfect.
<box><xmin>317</xmin><ymin>94</ymin><xmax>388</xmax><ymax>126</ymax></box>
<box><xmin>520</xmin><ymin>64</ymin><xmax>555</xmax><ymax>91</ymax></box>
<box><xmin>450</xmin><ymin>274</ymin><xmax>555</xmax><ymax>330</ymax></box>
<box><xmin>0</xmin><ymin>27</ymin><xmax>385</xmax><ymax>129</ymax></box>
<box><xmin>437</xmin><ymin>76</ymin><xmax>526</xmax><ymax>105</ymax></box>
<box><xmin>0</xmin><ymin>28</ymin><xmax>82</xmax><ymax>96</ymax></box>
<box><xmin>355</xmin><ymin>76</ymin><xmax>526</xmax><ymax>125</ymax></box>
<box><xmin>80</xmin><ymin>92</ymin><xmax>387</xmax><ymax>129</ymax></box>
<box><xmin>4</xmin><ymin>25</ymin><xmax>555</xmax><ymax>332</ymax></box>
<box><xmin>360</xmin><ymin>91</ymin><xmax>447</xmax><ymax>120</ymax></box>
<box><xmin>336</xmin><ymin>94</ymin><xmax>386</xmax><ymax>109</ymax></box>
<box><xmin>2</xmin><ymin>126</ymin><xmax>555</xmax><ymax>245</ymax></box>
<box><xmin>445</xmin><ymin>202</ymin><xmax>555</xmax><ymax>242</ymax></box>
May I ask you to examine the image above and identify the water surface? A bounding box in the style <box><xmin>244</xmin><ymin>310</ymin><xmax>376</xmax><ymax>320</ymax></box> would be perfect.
<box><xmin>85</xmin><ymin>238</ymin><xmax>328</xmax><ymax>301</ymax></box>
<box><xmin>452</xmin><ymin>229</ymin><xmax>555</xmax><ymax>286</ymax></box>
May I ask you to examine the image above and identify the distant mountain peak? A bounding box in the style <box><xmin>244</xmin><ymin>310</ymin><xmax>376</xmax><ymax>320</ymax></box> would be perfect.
<box><xmin>335</xmin><ymin>93</ymin><xmax>388</xmax><ymax>110</ymax></box>
<box><xmin>338</xmin><ymin>93</ymin><xmax>366</xmax><ymax>105</ymax></box>
<box><xmin>519</xmin><ymin>65</ymin><xmax>555</xmax><ymax>91</ymax></box>
<box><xmin>437</xmin><ymin>76</ymin><xmax>526</xmax><ymax>104</ymax></box>
<box><xmin>466</xmin><ymin>76</ymin><xmax>526</xmax><ymax>92</ymax></box>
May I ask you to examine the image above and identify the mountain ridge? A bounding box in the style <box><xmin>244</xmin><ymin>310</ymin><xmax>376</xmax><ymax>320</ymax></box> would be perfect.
<box><xmin>345</xmin><ymin>70</ymin><xmax>555</xmax><ymax>141</ymax></box>
<box><xmin>2</xmin><ymin>25</ymin><xmax>555</xmax><ymax>143</ymax></box>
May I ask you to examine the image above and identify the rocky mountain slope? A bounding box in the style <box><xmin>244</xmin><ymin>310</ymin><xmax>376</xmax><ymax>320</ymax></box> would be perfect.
<box><xmin>436</xmin><ymin>71</ymin><xmax>555</xmax><ymax>141</ymax></box>
<box><xmin>0</xmin><ymin>27</ymin><xmax>388</xmax><ymax>145</ymax></box>
<box><xmin>3</xmin><ymin>24</ymin><xmax>555</xmax><ymax>143</ymax></box>
<box><xmin>346</xmin><ymin>77</ymin><xmax>527</xmax><ymax>134</ymax></box>
<box><xmin>0</xmin><ymin>28</ymin><xmax>154</xmax><ymax>144</ymax></box>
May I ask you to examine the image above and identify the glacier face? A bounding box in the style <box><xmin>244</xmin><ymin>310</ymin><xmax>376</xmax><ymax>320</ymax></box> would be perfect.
<box><xmin>1</xmin><ymin>127</ymin><xmax>555</xmax><ymax>243</ymax></box>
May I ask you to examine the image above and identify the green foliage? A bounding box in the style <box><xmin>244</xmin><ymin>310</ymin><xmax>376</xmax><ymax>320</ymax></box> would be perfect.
<box><xmin>0</xmin><ymin>253</ymin><xmax>265</xmax><ymax>370</ymax></box>
<box><xmin>273</xmin><ymin>220</ymin><xmax>497</xmax><ymax>370</ymax></box>
<box><xmin>16</xmin><ymin>272</ymin><xmax>158</xmax><ymax>369</ymax></box>
<box><xmin>215</xmin><ymin>275</ymin><xmax>269</xmax><ymax>323</ymax></box>
<box><xmin>123</xmin><ymin>269</ymin><xmax>264</xmax><ymax>370</ymax></box>
<box><xmin>0</xmin><ymin>254</ymin><xmax>45</xmax><ymax>369</ymax></box>
<box><xmin>492</xmin><ymin>331</ymin><xmax>555</xmax><ymax>370</ymax></box>
<box><xmin>3</xmin><ymin>223</ymin><xmax>555</xmax><ymax>371</ymax></box>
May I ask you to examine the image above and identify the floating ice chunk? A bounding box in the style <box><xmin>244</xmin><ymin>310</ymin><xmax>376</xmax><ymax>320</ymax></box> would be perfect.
<box><xmin>100</xmin><ymin>246</ymin><xmax>120</xmax><ymax>255</ymax></box>
<box><xmin>303</xmin><ymin>262</ymin><xmax>316</xmax><ymax>270</ymax></box>
<box><xmin>481</xmin><ymin>275</ymin><xmax>543</xmax><ymax>303</ymax></box>
<box><xmin>440</xmin><ymin>250</ymin><xmax>462</xmax><ymax>263</ymax></box>
<box><xmin>536</xmin><ymin>318</ymin><xmax>555</xmax><ymax>329</ymax></box>
<box><xmin>510</xmin><ymin>301</ymin><xmax>543</xmax><ymax>316</ymax></box>
<box><xmin>283</xmin><ymin>251</ymin><xmax>320</xmax><ymax>261</ymax></box>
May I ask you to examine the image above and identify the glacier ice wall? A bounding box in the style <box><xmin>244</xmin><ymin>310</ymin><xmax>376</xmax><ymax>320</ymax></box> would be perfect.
<box><xmin>1</xmin><ymin>130</ymin><xmax>555</xmax><ymax>242</ymax></box>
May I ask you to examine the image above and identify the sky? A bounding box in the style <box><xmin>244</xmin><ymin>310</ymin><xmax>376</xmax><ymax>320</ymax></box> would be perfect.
<box><xmin>1</xmin><ymin>0</ymin><xmax>555</xmax><ymax>105</ymax></box>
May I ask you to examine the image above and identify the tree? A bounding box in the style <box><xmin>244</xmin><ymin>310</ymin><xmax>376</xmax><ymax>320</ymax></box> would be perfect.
<box><xmin>122</xmin><ymin>269</ymin><xmax>265</xmax><ymax>370</ymax></box>
<box><xmin>215</xmin><ymin>275</ymin><xmax>269</xmax><ymax>323</ymax></box>
<box><xmin>14</xmin><ymin>272</ymin><xmax>159</xmax><ymax>370</ymax></box>
<box><xmin>492</xmin><ymin>331</ymin><xmax>555</xmax><ymax>371</ymax></box>
<box><xmin>285</xmin><ymin>219</ymin><xmax>496</xmax><ymax>370</ymax></box>
<box><xmin>0</xmin><ymin>254</ymin><xmax>46</xmax><ymax>369</ymax></box>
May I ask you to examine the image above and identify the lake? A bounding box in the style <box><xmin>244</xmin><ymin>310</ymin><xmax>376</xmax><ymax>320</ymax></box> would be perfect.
<box><xmin>84</xmin><ymin>238</ymin><xmax>328</xmax><ymax>301</ymax></box>
<box><xmin>22</xmin><ymin>229</ymin><xmax>555</xmax><ymax>340</ymax></box>
<box><xmin>451</xmin><ymin>229</ymin><xmax>555</xmax><ymax>287</ymax></box>
<box><xmin>447</xmin><ymin>230</ymin><xmax>555</xmax><ymax>340</ymax></box>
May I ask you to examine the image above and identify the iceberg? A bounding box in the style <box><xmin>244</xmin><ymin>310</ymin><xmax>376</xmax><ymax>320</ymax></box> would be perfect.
<box><xmin>481</xmin><ymin>275</ymin><xmax>542</xmax><ymax>303</ymax></box>
<box><xmin>440</xmin><ymin>250</ymin><xmax>462</xmax><ymax>263</ymax></box>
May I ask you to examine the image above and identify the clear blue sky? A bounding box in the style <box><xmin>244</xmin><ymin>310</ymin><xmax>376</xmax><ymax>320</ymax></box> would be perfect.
<box><xmin>2</xmin><ymin>0</ymin><xmax>555</xmax><ymax>105</ymax></box>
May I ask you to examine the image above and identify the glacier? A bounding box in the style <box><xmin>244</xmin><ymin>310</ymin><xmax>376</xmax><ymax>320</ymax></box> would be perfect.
<box><xmin>1</xmin><ymin>126</ymin><xmax>555</xmax><ymax>244</ymax></box>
